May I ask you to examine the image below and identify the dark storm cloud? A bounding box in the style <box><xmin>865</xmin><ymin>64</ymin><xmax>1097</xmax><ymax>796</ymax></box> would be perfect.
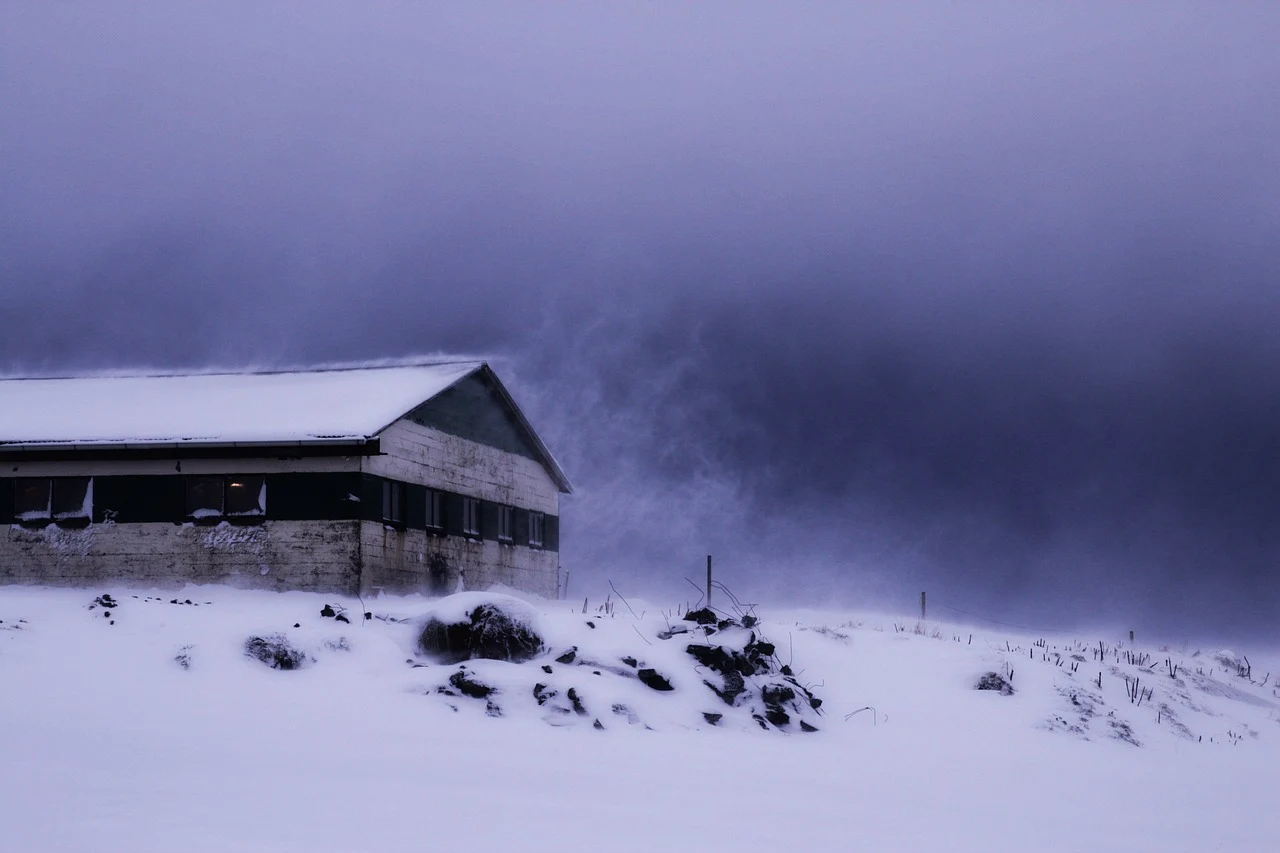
<box><xmin>2</xmin><ymin>4</ymin><xmax>1279</xmax><ymax>638</ymax></box>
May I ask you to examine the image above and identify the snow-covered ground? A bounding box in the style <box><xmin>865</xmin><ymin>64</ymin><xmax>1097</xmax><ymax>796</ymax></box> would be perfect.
<box><xmin>2</xmin><ymin>584</ymin><xmax>1276</xmax><ymax>852</ymax></box>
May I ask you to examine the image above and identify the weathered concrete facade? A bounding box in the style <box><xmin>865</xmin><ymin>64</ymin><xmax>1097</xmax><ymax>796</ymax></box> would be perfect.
<box><xmin>0</xmin><ymin>362</ymin><xmax>570</xmax><ymax>598</ymax></box>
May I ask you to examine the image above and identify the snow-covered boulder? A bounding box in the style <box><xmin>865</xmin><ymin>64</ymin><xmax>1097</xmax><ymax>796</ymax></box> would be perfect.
<box><xmin>417</xmin><ymin>593</ymin><xmax>544</xmax><ymax>664</ymax></box>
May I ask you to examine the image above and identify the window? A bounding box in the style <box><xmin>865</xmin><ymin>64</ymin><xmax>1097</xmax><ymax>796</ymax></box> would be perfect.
<box><xmin>425</xmin><ymin>489</ymin><xmax>444</xmax><ymax>531</ymax></box>
<box><xmin>461</xmin><ymin>497</ymin><xmax>481</xmax><ymax>537</ymax></box>
<box><xmin>381</xmin><ymin>480</ymin><xmax>403</xmax><ymax>525</ymax></box>
<box><xmin>13</xmin><ymin>477</ymin><xmax>92</xmax><ymax>524</ymax></box>
<box><xmin>528</xmin><ymin>511</ymin><xmax>545</xmax><ymax>548</ymax></box>
<box><xmin>497</xmin><ymin>505</ymin><xmax>513</xmax><ymax>542</ymax></box>
<box><xmin>52</xmin><ymin>477</ymin><xmax>92</xmax><ymax>520</ymax></box>
<box><xmin>225</xmin><ymin>477</ymin><xmax>266</xmax><ymax>516</ymax></box>
<box><xmin>186</xmin><ymin>475</ymin><xmax>265</xmax><ymax>520</ymax></box>
<box><xmin>14</xmin><ymin>478</ymin><xmax>52</xmax><ymax>521</ymax></box>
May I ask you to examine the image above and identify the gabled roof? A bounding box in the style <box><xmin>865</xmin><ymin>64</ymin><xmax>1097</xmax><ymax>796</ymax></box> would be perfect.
<box><xmin>0</xmin><ymin>361</ymin><xmax>572</xmax><ymax>492</ymax></box>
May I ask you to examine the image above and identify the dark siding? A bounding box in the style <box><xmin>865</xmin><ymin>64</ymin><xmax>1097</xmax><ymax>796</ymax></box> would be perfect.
<box><xmin>95</xmin><ymin>475</ymin><xmax>185</xmax><ymax>523</ymax></box>
<box><xmin>1</xmin><ymin>471</ymin><xmax>560</xmax><ymax>551</ymax></box>
<box><xmin>444</xmin><ymin>492</ymin><xmax>465</xmax><ymax>537</ymax></box>
<box><xmin>479</xmin><ymin>500</ymin><xmax>498</xmax><ymax>541</ymax></box>
<box><xmin>264</xmin><ymin>472</ymin><xmax>362</xmax><ymax>522</ymax></box>
<box><xmin>405</xmin><ymin>373</ymin><xmax>543</xmax><ymax>464</ymax></box>
<box><xmin>514</xmin><ymin>508</ymin><xmax>529</xmax><ymax>547</ymax></box>
<box><xmin>404</xmin><ymin>483</ymin><xmax>427</xmax><ymax>530</ymax></box>
<box><xmin>543</xmin><ymin>514</ymin><xmax>560</xmax><ymax>552</ymax></box>
<box><xmin>358</xmin><ymin>473</ymin><xmax>383</xmax><ymax>522</ymax></box>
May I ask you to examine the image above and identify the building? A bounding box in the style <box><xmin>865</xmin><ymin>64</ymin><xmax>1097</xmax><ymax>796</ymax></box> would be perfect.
<box><xmin>0</xmin><ymin>361</ymin><xmax>571</xmax><ymax>598</ymax></box>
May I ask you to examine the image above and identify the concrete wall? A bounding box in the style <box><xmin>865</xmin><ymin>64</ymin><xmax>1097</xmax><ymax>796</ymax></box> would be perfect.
<box><xmin>365</xmin><ymin>418</ymin><xmax>560</xmax><ymax>513</ymax></box>
<box><xmin>361</xmin><ymin>418</ymin><xmax>561</xmax><ymax>596</ymax></box>
<box><xmin>358</xmin><ymin>522</ymin><xmax>559</xmax><ymax>599</ymax></box>
<box><xmin>0</xmin><ymin>519</ymin><xmax>362</xmax><ymax>593</ymax></box>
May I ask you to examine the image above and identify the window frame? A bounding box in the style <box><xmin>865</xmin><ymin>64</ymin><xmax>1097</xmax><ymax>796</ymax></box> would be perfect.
<box><xmin>13</xmin><ymin>477</ymin><xmax>94</xmax><ymax>526</ymax></box>
<box><xmin>528</xmin><ymin>510</ymin><xmax>545</xmax><ymax>548</ymax></box>
<box><xmin>185</xmin><ymin>474</ymin><xmax>266</xmax><ymax>522</ymax></box>
<box><xmin>381</xmin><ymin>480</ymin><xmax>404</xmax><ymax>526</ymax></box>
<box><xmin>496</xmin><ymin>504</ymin><xmax>514</xmax><ymax>543</ymax></box>
<box><xmin>461</xmin><ymin>496</ymin><xmax>481</xmax><ymax>538</ymax></box>
<box><xmin>425</xmin><ymin>488</ymin><xmax>444</xmax><ymax>532</ymax></box>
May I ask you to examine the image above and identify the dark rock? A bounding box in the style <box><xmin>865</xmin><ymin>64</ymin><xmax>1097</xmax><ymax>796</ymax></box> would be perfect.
<box><xmin>175</xmin><ymin>646</ymin><xmax>192</xmax><ymax>670</ymax></box>
<box><xmin>717</xmin><ymin>619</ymin><xmax>738</xmax><ymax>631</ymax></box>
<box><xmin>637</xmin><ymin>668</ymin><xmax>674</xmax><ymax>691</ymax></box>
<box><xmin>293</xmin><ymin>623</ymin><xmax>301</xmax><ymax>628</ymax></box>
<box><xmin>684</xmin><ymin>608</ymin><xmax>717</xmax><ymax>625</ymax></box>
<box><xmin>765</xmin><ymin>707</ymin><xmax>790</xmax><ymax>727</ymax></box>
<box><xmin>585</xmin><ymin>621</ymin><xmax>595</xmax><ymax>629</ymax></box>
<box><xmin>93</xmin><ymin>594</ymin><xmax>118</xmax><ymax>609</ymax></box>
<box><xmin>448</xmin><ymin>669</ymin><xmax>495</xmax><ymax>699</ymax></box>
<box><xmin>542</xmin><ymin>665</ymin><xmax>553</xmax><ymax>674</ymax></box>
<box><xmin>751</xmin><ymin>641</ymin><xmax>776</xmax><ymax>658</ymax></box>
<box><xmin>419</xmin><ymin>602</ymin><xmax>543</xmax><ymax>664</ymax></box>
<box><xmin>621</xmin><ymin>656</ymin><xmax>638</xmax><ymax>668</ymax></box>
<box><xmin>810</xmin><ymin>697</ymin><xmax>823</xmax><ymax>710</ymax></box>
<box><xmin>533</xmin><ymin>683</ymin><xmax>555</xmax><ymax>705</ymax></box>
<box><xmin>752</xmin><ymin>714</ymin><xmax>769</xmax><ymax>730</ymax></box>
<box><xmin>976</xmin><ymin>672</ymin><xmax>1014</xmax><ymax>695</ymax></box>
<box><xmin>593</xmin><ymin>718</ymin><xmax>604</xmax><ymax>730</ymax></box>
<box><xmin>364</xmin><ymin>612</ymin><xmax>372</xmax><ymax>620</ymax></box>
<box><xmin>780</xmin><ymin>665</ymin><xmax>793</xmax><ymax>676</ymax></box>
<box><xmin>567</xmin><ymin>687</ymin><xmax>588</xmax><ymax>715</ymax></box>
<box><xmin>244</xmin><ymin>634</ymin><xmax>308</xmax><ymax>670</ymax></box>
<box><xmin>741</xmin><ymin>615</ymin><xmax>758</xmax><ymax>628</ymax></box>
<box><xmin>320</xmin><ymin>605</ymin><xmax>336</xmax><ymax>618</ymax></box>
<box><xmin>704</xmin><ymin>671</ymin><xmax>746</xmax><ymax>706</ymax></box>
<box><xmin>335</xmin><ymin>613</ymin><xmax>350</xmax><ymax>624</ymax></box>
<box><xmin>761</xmin><ymin>684</ymin><xmax>796</xmax><ymax>706</ymax></box>
<box><xmin>702</xmin><ymin>712</ymin><xmax>723</xmax><ymax>726</ymax></box>
<box><xmin>485</xmin><ymin>700</ymin><xmax>503</xmax><ymax>717</ymax></box>
<box><xmin>555</xmin><ymin>647</ymin><xmax>577</xmax><ymax>664</ymax></box>
<box><xmin>800</xmin><ymin>721</ymin><xmax>819</xmax><ymax>733</ymax></box>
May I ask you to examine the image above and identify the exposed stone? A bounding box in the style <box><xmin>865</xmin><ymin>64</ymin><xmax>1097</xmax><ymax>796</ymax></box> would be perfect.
<box><xmin>684</xmin><ymin>608</ymin><xmax>718</xmax><ymax>625</ymax></box>
<box><xmin>555</xmin><ymin>647</ymin><xmax>577</xmax><ymax>664</ymax></box>
<box><xmin>448</xmin><ymin>668</ymin><xmax>495</xmax><ymax>699</ymax></box>
<box><xmin>976</xmin><ymin>672</ymin><xmax>1014</xmax><ymax>695</ymax></box>
<box><xmin>244</xmin><ymin>634</ymin><xmax>308</xmax><ymax>670</ymax></box>
<box><xmin>637</xmin><ymin>668</ymin><xmax>674</xmax><ymax>691</ymax></box>
<box><xmin>419</xmin><ymin>602</ymin><xmax>543</xmax><ymax>664</ymax></box>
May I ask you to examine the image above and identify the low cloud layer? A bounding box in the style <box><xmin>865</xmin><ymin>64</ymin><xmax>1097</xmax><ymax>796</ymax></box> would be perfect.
<box><xmin>3</xmin><ymin>4</ymin><xmax>1278</xmax><ymax>639</ymax></box>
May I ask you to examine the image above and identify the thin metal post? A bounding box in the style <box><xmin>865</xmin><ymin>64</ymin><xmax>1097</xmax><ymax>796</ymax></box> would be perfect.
<box><xmin>921</xmin><ymin>591</ymin><xmax>926</xmax><ymax>622</ymax></box>
<box><xmin>707</xmin><ymin>555</ymin><xmax>713</xmax><ymax>609</ymax></box>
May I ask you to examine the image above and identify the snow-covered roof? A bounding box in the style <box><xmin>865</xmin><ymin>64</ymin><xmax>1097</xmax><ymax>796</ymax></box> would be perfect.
<box><xmin>0</xmin><ymin>360</ymin><xmax>572</xmax><ymax>491</ymax></box>
<box><xmin>0</xmin><ymin>361</ymin><xmax>483</xmax><ymax>448</ymax></box>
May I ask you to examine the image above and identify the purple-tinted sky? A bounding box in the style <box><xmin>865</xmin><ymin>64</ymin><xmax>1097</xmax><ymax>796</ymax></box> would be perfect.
<box><xmin>3</xmin><ymin>4</ymin><xmax>1278</xmax><ymax>638</ymax></box>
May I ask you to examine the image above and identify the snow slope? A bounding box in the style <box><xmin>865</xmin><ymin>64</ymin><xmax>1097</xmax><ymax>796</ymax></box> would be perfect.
<box><xmin>1</xmin><ymin>585</ymin><xmax>1276</xmax><ymax>852</ymax></box>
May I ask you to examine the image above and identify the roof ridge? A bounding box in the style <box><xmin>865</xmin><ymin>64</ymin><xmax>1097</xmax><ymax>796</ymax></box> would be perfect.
<box><xmin>0</xmin><ymin>356</ymin><xmax>488</xmax><ymax>382</ymax></box>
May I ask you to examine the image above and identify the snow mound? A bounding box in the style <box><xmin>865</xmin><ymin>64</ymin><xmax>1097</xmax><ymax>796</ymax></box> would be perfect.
<box><xmin>411</xmin><ymin>596</ymin><xmax>824</xmax><ymax>733</ymax></box>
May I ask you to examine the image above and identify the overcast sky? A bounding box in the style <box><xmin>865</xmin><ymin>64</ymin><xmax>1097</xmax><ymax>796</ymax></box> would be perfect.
<box><xmin>3</xmin><ymin>4</ymin><xmax>1278</xmax><ymax>640</ymax></box>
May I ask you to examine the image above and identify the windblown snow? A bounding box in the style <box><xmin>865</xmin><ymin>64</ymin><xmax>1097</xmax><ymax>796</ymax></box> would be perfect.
<box><xmin>1</xmin><ymin>585</ymin><xmax>1276</xmax><ymax>852</ymax></box>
